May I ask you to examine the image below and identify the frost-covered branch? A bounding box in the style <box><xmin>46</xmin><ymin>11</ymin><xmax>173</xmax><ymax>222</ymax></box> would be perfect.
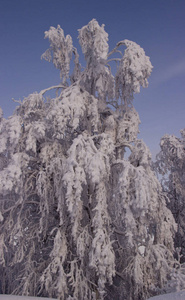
<box><xmin>39</xmin><ymin>84</ymin><xmax>66</xmax><ymax>96</ymax></box>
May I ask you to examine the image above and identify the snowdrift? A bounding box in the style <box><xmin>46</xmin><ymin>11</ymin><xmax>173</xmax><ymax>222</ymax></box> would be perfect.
<box><xmin>148</xmin><ymin>290</ymin><xmax>185</xmax><ymax>299</ymax></box>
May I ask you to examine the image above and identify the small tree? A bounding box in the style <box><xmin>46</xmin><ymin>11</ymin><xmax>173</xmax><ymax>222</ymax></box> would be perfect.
<box><xmin>156</xmin><ymin>129</ymin><xmax>185</xmax><ymax>262</ymax></box>
<box><xmin>0</xmin><ymin>19</ymin><xmax>177</xmax><ymax>300</ymax></box>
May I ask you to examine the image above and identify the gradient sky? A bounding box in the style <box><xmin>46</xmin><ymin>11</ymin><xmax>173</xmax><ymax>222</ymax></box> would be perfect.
<box><xmin>0</xmin><ymin>0</ymin><xmax>185</xmax><ymax>158</ymax></box>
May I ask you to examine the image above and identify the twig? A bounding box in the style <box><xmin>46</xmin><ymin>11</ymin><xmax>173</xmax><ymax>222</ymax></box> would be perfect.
<box><xmin>12</xmin><ymin>98</ymin><xmax>22</xmax><ymax>104</ymax></box>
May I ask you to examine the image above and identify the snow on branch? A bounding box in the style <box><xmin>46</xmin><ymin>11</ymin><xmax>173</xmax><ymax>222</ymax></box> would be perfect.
<box><xmin>114</xmin><ymin>40</ymin><xmax>153</xmax><ymax>108</ymax></box>
<box><xmin>39</xmin><ymin>84</ymin><xmax>66</xmax><ymax>96</ymax></box>
<box><xmin>41</xmin><ymin>20</ymin><xmax>153</xmax><ymax>114</ymax></box>
<box><xmin>41</xmin><ymin>25</ymin><xmax>73</xmax><ymax>83</ymax></box>
<box><xmin>78</xmin><ymin>19</ymin><xmax>109</xmax><ymax>62</ymax></box>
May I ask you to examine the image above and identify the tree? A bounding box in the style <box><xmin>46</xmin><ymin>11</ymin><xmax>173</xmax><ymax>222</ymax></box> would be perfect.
<box><xmin>156</xmin><ymin>129</ymin><xmax>185</xmax><ymax>262</ymax></box>
<box><xmin>0</xmin><ymin>19</ymin><xmax>177</xmax><ymax>300</ymax></box>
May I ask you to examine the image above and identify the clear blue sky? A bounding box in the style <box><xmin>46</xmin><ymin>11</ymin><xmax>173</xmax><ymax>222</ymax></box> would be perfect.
<box><xmin>0</xmin><ymin>0</ymin><xmax>185</xmax><ymax>157</ymax></box>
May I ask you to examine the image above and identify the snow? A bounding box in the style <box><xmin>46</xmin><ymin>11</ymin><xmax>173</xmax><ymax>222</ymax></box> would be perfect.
<box><xmin>0</xmin><ymin>296</ymin><xmax>55</xmax><ymax>300</ymax></box>
<box><xmin>1</xmin><ymin>291</ymin><xmax>185</xmax><ymax>300</ymax></box>
<box><xmin>147</xmin><ymin>290</ymin><xmax>185</xmax><ymax>300</ymax></box>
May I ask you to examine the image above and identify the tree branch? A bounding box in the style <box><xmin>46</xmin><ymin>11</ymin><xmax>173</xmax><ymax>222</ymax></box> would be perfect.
<box><xmin>12</xmin><ymin>98</ymin><xmax>22</xmax><ymax>104</ymax></box>
<box><xmin>39</xmin><ymin>85</ymin><xmax>66</xmax><ymax>96</ymax></box>
<box><xmin>108</xmin><ymin>40</ymin><xmax>126</xmax><ymax>58</ymax></box>
<box><xmin>107</xmin><ymin>58</ymin><xmax>121</xmax><ymax>63</ymax></box>
<box><xmin>115</xmin><ymin>142</ymin><xmax>133</xmax><ymax>151</ymax></box>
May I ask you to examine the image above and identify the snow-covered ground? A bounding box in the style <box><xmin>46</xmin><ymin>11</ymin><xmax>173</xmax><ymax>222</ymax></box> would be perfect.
<box><xmin>0</xmin><ymin>296</ymin><xmax>55</xmax><ymax>300</ymax></box>
<box><xmin>1</xmin><ymin>291</ymin><xmax>185</xmax><ymax>300</ymax></box>
<box><xmin>147</xmin><ymin>290</ymin><xmax>185</xmax><ymax>300</ymax></box>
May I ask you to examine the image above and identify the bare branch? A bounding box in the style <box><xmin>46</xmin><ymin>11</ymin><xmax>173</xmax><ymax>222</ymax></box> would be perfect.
<box><xmin>12</xmin><ymin>98</ymin><xmax>22</xmax><ymax>104</ymax></box>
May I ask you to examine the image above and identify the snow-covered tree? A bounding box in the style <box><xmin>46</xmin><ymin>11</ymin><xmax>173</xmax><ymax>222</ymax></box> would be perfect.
<box><xmin>156</xmin><ymin>130</ymin><xmax>185</xmax><ymax>263</ymax></box>
<box><xmin>0</xmin><ymin>19</ymin><xmax>177</xmax><ymax>300</ymax></box>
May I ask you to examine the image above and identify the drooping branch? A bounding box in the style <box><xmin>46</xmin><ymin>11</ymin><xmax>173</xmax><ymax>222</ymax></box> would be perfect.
<box><xmin>106</xmin><ymin>58</ymin><xmax>121</xmax><ymax>64</ymax></box>
<box><xmin>39</xmin><ymin>85</ymin><xmax>66</xmax><ymax>96</ymax></box>
<box><xmin>108</xmin><ymin>40</ymin><xmax>126</xmax><ymax>58</ymax></box>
